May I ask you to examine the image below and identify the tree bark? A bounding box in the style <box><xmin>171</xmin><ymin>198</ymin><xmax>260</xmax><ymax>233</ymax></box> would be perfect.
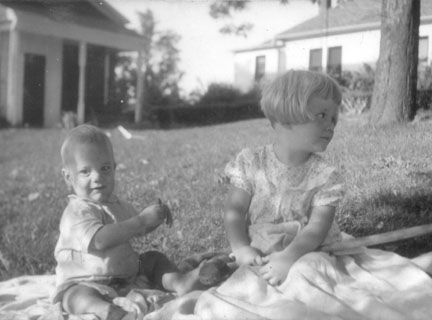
<box><xmin>369</xmin><ymin>0</ymin><xmax>420</xmax><ymax>125</ymax></box>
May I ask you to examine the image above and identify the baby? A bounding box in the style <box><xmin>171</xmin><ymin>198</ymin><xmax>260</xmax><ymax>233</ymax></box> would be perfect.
<box><xmin>223</xmin><ymin>70</ymin><xmax>345</xmax><ymax>286</ymax></box>
<box><xmin>53</xmin><ymin>124</ymin><xmax>203</xmax><ymax>320</ymax></box>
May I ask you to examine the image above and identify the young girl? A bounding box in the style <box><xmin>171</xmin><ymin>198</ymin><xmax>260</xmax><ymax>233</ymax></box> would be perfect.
<box><xmin>223</xmin><ymin>70</ymin><xmax>344</xmax><ymax>286</ymax></box>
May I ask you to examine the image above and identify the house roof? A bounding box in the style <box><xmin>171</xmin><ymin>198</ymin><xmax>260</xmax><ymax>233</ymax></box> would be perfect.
<box><xmin>0</xmin><ymin>0</ymin><xmax>139</xmax><ymax>37</ymax></box>
<box><xmin>234</xmin><ymin>39</ymin><xmax>285</xmax><ymax>53</ymax></box>
<box><xmin>235</xmin><ymin>0</ymin><xmax>432</xmax><ymax>53</ymax></box>
<box><xmin>276</xmin><ymin>0</ymin><xmax>432</xmax><ymax>41</ymax></box>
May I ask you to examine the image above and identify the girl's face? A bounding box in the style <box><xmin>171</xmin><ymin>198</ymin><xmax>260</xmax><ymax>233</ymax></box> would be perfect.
<box><xmin>62</xmin><ymin>142</ymin><xmax>116</xmax><ymax>203</ymax></box>
<box><xmin>276</xmin><ymin>96</ymin><xmax>339</xmax><ymax>155</ymax></box>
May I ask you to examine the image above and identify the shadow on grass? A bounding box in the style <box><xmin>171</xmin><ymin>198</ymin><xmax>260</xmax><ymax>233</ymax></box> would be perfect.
<box><xmin>340</xmin><ymin>184</ymin><xmax>432</xmax><ymax>258</ymax></box>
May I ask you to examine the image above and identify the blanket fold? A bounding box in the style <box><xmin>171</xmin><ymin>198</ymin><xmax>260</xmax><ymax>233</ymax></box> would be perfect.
<box><xmin>2</xmin><ymin>249</ymin><xmax>432</xmax><ymax>320</ymax></box>
<box><xmin>194</xmin><ymin>250</ymin><xmax>432</xmax><ymax>320</ymax></box>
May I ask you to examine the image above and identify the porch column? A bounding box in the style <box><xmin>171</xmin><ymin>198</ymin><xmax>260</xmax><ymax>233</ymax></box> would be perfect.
<box><xmin>322</xmin><ymin>45</ymin><xmax>328</xmax><ymax>73</ymax></box>
<box><xmin>77</xmin><ymin>41</ymin><xmax>87</xmax><ymax>124</ymax></box>
<box><xmin>135</xmin><ymin>50</ymin><xmax>144</xmax><ymax>123</ymax></box>
<box><xmin>321</xmin><ymin>4</ymin><xmax>329</xmax><ymax>73</ymax></box>
<box><xmin>6</xmin><ymin>29</ymin><xmax>20</xmax><ymax>125</ymax></box>
<box><xmin>103</xmin><ymin>49</ymin><xmax>110</xmax><ymax>106</ymax></box>
<box><xmin>277</xmin><ymin>48</ymin><xmax>286</xmax><ymax>73</ymax></box>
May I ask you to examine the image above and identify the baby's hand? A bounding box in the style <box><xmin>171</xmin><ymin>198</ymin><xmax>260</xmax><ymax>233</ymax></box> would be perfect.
<box><xmin>138</xmin><ymin>199</ymin><xmax>173</xmax><ymax>232</ymax></box>
<box><xmin>258</xmin><ymin>251</ymin><xmax>294</xmax><ymax>286</ymax></box>
<box><xmin>233</xmin><ymin>246</ymin><xmax>261</xmax><ymax>266</ymax></box>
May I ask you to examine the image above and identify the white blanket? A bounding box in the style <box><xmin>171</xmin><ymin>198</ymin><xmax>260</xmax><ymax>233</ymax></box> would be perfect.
<box><xmin>2</xmin><ymin>249</ymin><xmax>432</xmax><ymax>320</ymax></box>
<box><xmin>195</xmin><ymin>249</ymin><xmax>432</xmax><ymax>320</ymax></box>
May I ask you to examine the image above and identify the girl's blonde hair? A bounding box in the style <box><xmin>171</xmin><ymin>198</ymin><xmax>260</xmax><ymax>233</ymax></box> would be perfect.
<box><xmin>260</xmin><ymin>70</ymin><xmax>342</xmax><ymax>125</ymax></box>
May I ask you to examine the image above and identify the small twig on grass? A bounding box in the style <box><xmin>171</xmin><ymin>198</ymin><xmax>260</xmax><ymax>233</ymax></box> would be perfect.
<box><xmin>117</xmin><ymin>126</ymin><xmax>146</xmax><ymax>141</ymax></box>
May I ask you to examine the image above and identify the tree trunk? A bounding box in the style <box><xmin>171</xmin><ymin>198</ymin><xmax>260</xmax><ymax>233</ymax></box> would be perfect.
<box><xmin>369</xmin><ymin>0</ymin><xmax>420</xmax><ymax>125</ymax></box>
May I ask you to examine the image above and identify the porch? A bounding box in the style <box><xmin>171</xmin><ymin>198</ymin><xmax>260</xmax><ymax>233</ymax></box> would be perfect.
<box><xmin>0</xmin><ymin>0</ymin><xmax>145</xmax><ymax>127</ymax></box>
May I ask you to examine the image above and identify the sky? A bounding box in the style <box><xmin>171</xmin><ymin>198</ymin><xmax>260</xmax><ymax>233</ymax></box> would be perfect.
<box><xmin>107</xmin><ymin>0</ymin><xmax>318</xmax><ymax>97</ymax></box>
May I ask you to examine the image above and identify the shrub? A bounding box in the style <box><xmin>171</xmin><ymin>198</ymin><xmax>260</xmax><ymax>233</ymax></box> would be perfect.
<box><xmin>149</xmin><ymin>83</ymin><xmax>263</xmax><ymax>127</ymax></box>
<box><xmin>152</xmin><ymin>100</ymin><xmax>263</xmax><ymax>128</ymax></box>
<box><xmin>336</xmin><ymin>64</ymin><xmax>375</xmax><ymax>115</ymax></box>
<box><xmin>199</xmin><ymin>83</ymin><xmax>242</xmax><ymax>105</ymax></box>
<box><xmin>0</xmin><ymin>115</ymin><xmax>10</xmax><ymax>129</ymax></box>
<box><xmin>336</xmin><ymin>63</ymin><xmax>432</xmax><ymax>115</ymax></box>
<box><xmin>417</xmin><ymin>65</ymin><xmax>432</xmax><ymax>110</ymax></box>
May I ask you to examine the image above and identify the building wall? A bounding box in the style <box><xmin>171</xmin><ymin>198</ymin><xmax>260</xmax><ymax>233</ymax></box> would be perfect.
<box><xmin>234</xmin><ymin>22</ymin><xmax>432</xmax><ymax>89</ymax></box>
<box><xmin>234</xmin><ymin>48</ymin><xmax>280</xmax><ymax>92</ymax></box>
<box><xmin>420</xmin><ymin>23</ymin><xmax>432</xmax><ymax>65</ymax></box>
<box><xmin>283</xmin><ymin>29</ymin><xmax>381</xmax><ymax>72</ymax></box>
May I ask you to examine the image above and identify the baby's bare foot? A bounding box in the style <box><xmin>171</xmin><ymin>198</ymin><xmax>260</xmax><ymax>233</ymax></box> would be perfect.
<box><xmin>162</xmin><ymin>262</ymin><xmax>209</xmax><ymax>296</ymax></box>
<box><xmin>175</xmin><ymin>264</ymin><xmax>206</xmax><ymax>296</ymax></box>
<box><xmin>164</xmin><ymin>254</ymin><xmax>237</xmax><ymax>295</ymax></box>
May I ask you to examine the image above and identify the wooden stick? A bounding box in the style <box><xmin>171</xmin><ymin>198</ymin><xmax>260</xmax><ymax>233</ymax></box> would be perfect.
<box><xmin>117</xmin><ymin>126</ymin><xmax>146</xmax><ymax>141</ymax></box>
<box><xmin>320</xmin><ymin>223</ymin><xmax>432</xmax><ymax>252</ymax></box>
<box><xmin>117</xmin><ymin>125</ymin><xmax>132</xmax><ymax>139</ymax></box>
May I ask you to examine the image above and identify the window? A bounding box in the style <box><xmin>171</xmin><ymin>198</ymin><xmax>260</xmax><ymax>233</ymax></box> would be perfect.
<box><xmin>309</xmin><ymin>49</ymin><xmax>322</xmax><ymax>72</ymax></box>
<box><xmin>419</xmin><ymin>36</ymin><xmax>429</xmax><ymax>62</ymax></box>
<box><xmin>255</xmin><ymin>55</ymin><xmax>266</xmax><ymax>81</ymax></box>
<box><xmin>327</xmin><ymin>46</ymin><xmax>342</xmax><ymax>76</ymax></box>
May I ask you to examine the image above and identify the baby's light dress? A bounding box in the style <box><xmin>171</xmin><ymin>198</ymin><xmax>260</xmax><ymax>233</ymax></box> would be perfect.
<box><xmin>225</xmin><ymin>144</ymin><xmax>345</xmax><ymax>254</ymax></box>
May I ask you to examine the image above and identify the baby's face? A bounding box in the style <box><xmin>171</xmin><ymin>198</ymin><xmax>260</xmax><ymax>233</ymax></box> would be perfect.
<box><xmin>63</xmin><ymin>142</ymin><xmax>115</xmax><ymax>203</ymax></box>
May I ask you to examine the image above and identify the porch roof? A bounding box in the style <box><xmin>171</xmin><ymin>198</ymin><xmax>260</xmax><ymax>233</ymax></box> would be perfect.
<box><xmin>0</xmin><ymin>0</ymin><xmax>144</xmax><ymax>51</ymax></box>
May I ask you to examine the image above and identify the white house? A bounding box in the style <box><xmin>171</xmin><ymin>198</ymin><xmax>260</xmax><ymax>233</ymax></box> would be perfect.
<box><xmin>0</xmin><ymin>0</ymin><xmax>145</xmax><ymax>127</ymax></box>
<box><xmin>234</xmin><ymin>0</ymin><xmax>432</xmax><ymax>92</ymax></box>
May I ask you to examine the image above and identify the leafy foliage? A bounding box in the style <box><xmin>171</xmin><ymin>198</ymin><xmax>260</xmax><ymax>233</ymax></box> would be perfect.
<box><xmin>336</xmin><ymin>64</ymin><xmax>375</xmax><ymax>115</ymax></box>
<box><xmin>209</xmin><ymin>0</ymin><xmax>249</xmax><ymax>19</ymax></box>
<box><xmin>114</xmin><ymin>10</ymin><xmax>183</xmax><ymax>113</ymax></box>
<box><xmin>208</xmin><ymin>0</ymin><xmax>319</xmax><ymax>36</ymax></box>
<box><xmin>199</xmin><ymin>83</ymin><xmax>243</xmax><ymax>104</ymax></box>
<box><xmin>335</xmin><ymin>63</ymin><xmax>432</xmax><ymax>115</ymax></box>
<box><xmin>151</xmin><ymin>83</ymin><xmax>263</xmax><ymax>127</ymax></box>
<box><xmin>219</xmin><ymin>23</ymin><xmax>254</xmax><ymax>37</ymax></box>
<box><xmin>209</xmin><ymin>0</ymin><xmax>255</xmax><ymax>36</ymax></box>
<box><xmin>417</xmin><ymin>65</ymin><xmax>432</xmax><ymax>91</ymax></box>
<box><xmin>337</xmin><ymin>64</ymin><xmax>375</xmax><ymax>92</ymax></box>
<box><xmin>417</xmin><ymin>65</ymin><xmax>432</xmax><ymax>111</ymax></box>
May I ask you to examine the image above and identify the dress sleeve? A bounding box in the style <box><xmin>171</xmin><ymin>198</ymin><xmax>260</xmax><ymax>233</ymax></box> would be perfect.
<box><xmin>224</xmin><ymin>148</ymin><xmax>255</xmax><ymax>195</ymax></box>
<box><xmin>312</xmin><ymin>167</ymin><xmax>345</xmax><ymax>207</ymax></box>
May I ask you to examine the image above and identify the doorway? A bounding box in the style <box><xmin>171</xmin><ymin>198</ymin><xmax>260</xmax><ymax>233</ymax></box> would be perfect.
<box><xmin>61</xmin><ymin>42</ymin><xmax>79</xmax><ymax>113</ymax></box>
<box><xmin>23</xmin><ymin>53</ymin><xmax>46</xmax><ymax>126</ymax></box>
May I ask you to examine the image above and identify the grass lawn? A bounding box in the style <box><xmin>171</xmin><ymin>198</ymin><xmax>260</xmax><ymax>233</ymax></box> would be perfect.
<box><xmin>1</xmin><ymin>116</ymin><xmax>432</xmax><ymax>281</ymax></box>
